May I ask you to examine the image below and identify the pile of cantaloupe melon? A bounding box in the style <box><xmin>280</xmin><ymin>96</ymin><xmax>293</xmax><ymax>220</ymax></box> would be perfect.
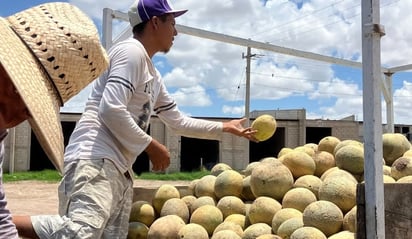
<box><xmin>127</xmin><ymin>133</ymin><xmax>412</xmax><ymax>239</ymax></box>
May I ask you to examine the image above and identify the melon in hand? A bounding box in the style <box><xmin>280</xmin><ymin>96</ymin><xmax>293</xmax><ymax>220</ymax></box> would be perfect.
<box><xmin>251</xmin><ymin>114</ymin><xmax>277</xmax><ymax>142</ymax></box>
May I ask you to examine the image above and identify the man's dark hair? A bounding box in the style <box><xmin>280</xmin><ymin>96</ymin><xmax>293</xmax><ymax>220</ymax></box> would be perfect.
<box><xmin>132</xmin><ymin>14</ymin><xmax>170</xmax><ymax>36</ymax></box>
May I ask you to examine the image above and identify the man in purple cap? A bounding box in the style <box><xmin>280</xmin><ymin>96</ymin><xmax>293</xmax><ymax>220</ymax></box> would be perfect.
<box><xmin>17</xmin><ymin>0</ymin><xmax>257</xmax><ymax>238</ymax></box>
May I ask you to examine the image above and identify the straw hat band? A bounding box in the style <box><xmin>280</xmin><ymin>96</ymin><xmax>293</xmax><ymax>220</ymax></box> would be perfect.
<box><xmin>7</xmin><ymin>3</ymin><xmax>108</xmax><ymax>104</ymax></box>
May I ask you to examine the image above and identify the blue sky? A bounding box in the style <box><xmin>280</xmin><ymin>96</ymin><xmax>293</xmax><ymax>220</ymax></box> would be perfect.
<box><xmin>3</xmin><ymin>0</ymin><xmax>412</xmax><ymax>125</ymax></box>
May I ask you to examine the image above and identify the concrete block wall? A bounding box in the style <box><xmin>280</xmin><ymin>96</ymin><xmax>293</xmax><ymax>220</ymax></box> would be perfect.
<box><xmin>306</xmin><ymin>119</ymin><xmax>361</xmax><ymax>141</ymax></box>
<box><xmin>220</xmin><ymin>133</ymin><xmax>249</xmax><ymax>171</ymax></box>
<box><xmin>281</xmin><ymin>121</ymin><xmax>301</xmax><ymax>149</ymax></box>
<box><xmin>165</xmin><ymin>130</ymin><xmax>181</xmax><ymax>173</ymax></box>
<box><xmin>2</xmin><ymin>121</ymin><xmax>31</xmax><ymax>173</ymax></box>
<box><xmin>149</xmin><ymin>117</ymin><xmax>182</xmax><ymax>173</ymax></box>
<box><xmin>332</xmin><ymin>122</ymin><xmax>361</xmax><ymax>141</ymax></box>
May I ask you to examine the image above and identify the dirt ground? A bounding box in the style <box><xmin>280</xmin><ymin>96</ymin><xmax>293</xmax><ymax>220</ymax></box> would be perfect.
<box><xmin>4</xmin><ymin>179</ymin><xmax>190</xmax><ymax>216</ymax></box>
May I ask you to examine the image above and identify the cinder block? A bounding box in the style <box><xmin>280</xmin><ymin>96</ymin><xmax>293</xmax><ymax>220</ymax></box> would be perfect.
<box><xmin>357</xmin><ymin>183</ymin><xmax>412</xmax><ymax>239</ymax></box>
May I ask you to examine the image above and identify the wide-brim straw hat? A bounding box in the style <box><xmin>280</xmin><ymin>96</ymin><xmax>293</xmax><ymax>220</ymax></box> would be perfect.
<box><xmin>0</xmin><ymin>3</ymin><xmax>108</xmax><ymax>173</ymax></box>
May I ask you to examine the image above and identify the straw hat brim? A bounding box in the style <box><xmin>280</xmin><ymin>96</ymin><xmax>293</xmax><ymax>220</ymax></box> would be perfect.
<box><xmin>0</xmin><ymin>18</ymin><xmax>64</xmax><ymax>173</ymax></box>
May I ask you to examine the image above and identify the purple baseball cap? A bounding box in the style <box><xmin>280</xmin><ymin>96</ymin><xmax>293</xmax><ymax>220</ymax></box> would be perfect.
<box><xmin>128</xmin><ymin>0</ymin><xmax>188</xmax><ymax>27</ymax></box>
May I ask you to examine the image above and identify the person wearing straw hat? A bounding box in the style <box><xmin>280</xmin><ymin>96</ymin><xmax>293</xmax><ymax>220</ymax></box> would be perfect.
<box><xmin>16</xmin><ymin>0</ymin><xmax>257</xmax><ymax>238</ymax></box>
<box><xmin>0</xmin><ymin>2</ymin><xmax>108</xmax><ymax>239</ymax></box>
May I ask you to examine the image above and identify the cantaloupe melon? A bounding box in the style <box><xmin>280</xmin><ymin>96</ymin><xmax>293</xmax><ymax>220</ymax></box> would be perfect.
<box><xmin>277</xmin><ymin>217</ymin><xmax>304</xmax><ymax>239</ymax></box>
<box><xmin>294</xmin><ymin>146</ymin><xmax>316</xmax><ymax>157</ymax></box>
<box><xmin>224</xmin><ymin>213</ymin><xmax>248</xmax><ymax>230</ymax></box>
<box><xmin>304</xmin><ymin>143</ymin><xmax>318</xmax><ymax>153</ymax></box>
<box><xmin>147</xmin><ymin>215</ymin><xmax>185</xmax><ymax>239</ymax></box>
<box><xmin>160</xmin><ymin>198</ymin><xmax>190</xmax><ymax>223</ymax></box>
<box><xmin>195</xmin><ymin>175</ymin><xmax>217</xmax><ymax>199</ymax></box>
<box><xmin>403</xmin><ymin>149</ymin><xmax>412</xmax><ymax>158</ymax></box>
<box><xmin>243</xmin><ymin>223</ymin><xmax>273</xmax><ymax>239</ymax></box>
<box><xmin>335</xmin><ymin>144</ymin><xmax>364</xmax><ymax>175</ymax></box>
<box><xmin>211</xmin><ymin>230</ymin><xmax>241</xmax><ymax>239</ymax></box>
<box><xmin>251</xmin><ymin>114</ymin><xmax>277</xmax><ymax>142</ymax></box>
<box><xmin>278</xmin><ymin>147</ymin><xmax>294</xmax><ymax>158</ymax></box>
<box><xmin>187</xmin><ymin>179</ymin><xmax>199</xmax><ymax>196</ymax></box>
<box><xmin>190</xmin><ymin>205</ymin><xmax>223</xmax><ymax>236</ymax></box>
<box><xmin>293</xmin><ymin>175</ymin><xmax>322</xmax><ymax>199</ymax></box>
<box><xmin>397</xmin><ymin>175</ymin><xmax>412</xmax><ymax>183</ymax></box>
<box><xmin>328</xmin><ymin>230</ymin><xmax>355</xmax><ymax>239</ymax></box>
<box><xmin>181</xmin><ymin>195</ymin><xmax>197</xmax><ymax>213</ymax></box>
<box><xmin>319</xmin><ymin>167</ymin><xmax>339</xmax><ymax>180</ymax></box>
<box><xmin>256</xmin><ymin>235</ymin><xmax>282</xmax><ymax>239</ymax></box>
<box><xmin>383</xmin><ymin>165</ymin><xmax>392</xmax><ymax>176</ymax></box>
<box><xmin>250</xmin><ymin>161</ymin><xmax>294</xmax><ymax>201</ymax></box>
<box><xmin>211</xmin><ymin>163</ymin><xmax>232</xmax><ymax>176</ymax></box>
<box><xmin>241</xmin><ymin>175</ymin><xmax>256</xmax><ymax>201</ymax></box>
<box><xmin>127</xmin><ymin>221</ymin><xmax>149</xmax><ymax>239</ymax></box>
<box><xmin>290</xmin><ymin>226</ymin><xmax>327</xmax><ymax>239</ymax></box>
<box><xmin>129</xmin><ymin>200</ymin><xmax>155</xmax><ymax>227</ymax></box>
<box><xmin>320</xmin><ymin>167</ymin><xmax>357</xmax><ymax>184</ymax></box>
<box><xmin>190</xmin><ymin>196</ymin><xmax>216</xmax><ymax>213</ymax></box>
<box><xmin>214</xmin><ymin>169</ymin><xmax>243</xmax><ymax>199</ymax></box>
<box><xmin>318</xmin><ymin>175</ymin><xmax>356</xmax><ymax>213</ymax></box>
<box><xmin>213</xmin><ymin>221</ymin><xmax>243</xmax><ymax>238</ymax></box>
<box><xmin>242</xmin><ymin>161</ymin><xmax>261</xmax><ymax>176</ymax></box>
<box><xmin>343</xmin><ymin>206</ymin><xmax>356</xmax><ymax>233</ymax></box>
<box><xmin>333</xmin><ymin>139</ymin><xmax>363</xmax><ymax>157</ymax></box>
<box><xmin>318</xmin><ymin>136</ymin><xmax>341</xmax><ymax>155</ymax></box>
<box><xmin>178</xmin><ymin>223</ymin><xmax>209</xmax><ymax>239</ymax></box>
<box><xmin>282</xmin><ymin>187</ymin><xmax>317</xmax><ymax>212</ymax></box>
<box><xmin>152</xmin><ymin>184</ymin><xmax>180</xmax><ymax>214</ymax></box>
<box><xmin>280</xmin><ymin>150</ymin><xmax>316</xmax><ymax>179</ymax></box>
<box><xmin>247</xmin><ymin>196</ymin><xmax>282</xmax><ymax>225</ymax></box>
<box><xmin>216</xmin><ymin>196</ymin><xmax>246</xmax><ymax>219</ymax></box>
<box><xmin>271</xmin><ymin>208</ymin><xmax>303</xmax><ymax>234</ymax></box>
<box><xmin>312</xmin><ymin>151</ymin><xmax>336</xmax><ymax>177</ymax></box>
<box><xmin>383</xmin><ymin>175</ymin><xmax>396</xmax><ymax>183</ymax></box>
<box><xmin>260</xmin><ymin>156</ymin><xmax>279</xmax><ymax>164</ymax></box>
<box><xmin>302</xmin><ymin>200</ymin><xmax>343</xmax><ymax>237</ymax></box>
<box><xmin>382</xmin><ymin>133</ymin><xmax>411</xmax><ymax>165</ymax></box>
<box><xmin>391</xmin><ymin>156</ymin><xmax>412</xmax><ymax>180</ymax></box>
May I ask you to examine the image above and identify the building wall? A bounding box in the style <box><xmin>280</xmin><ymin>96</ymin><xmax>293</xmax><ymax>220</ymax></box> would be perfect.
<box><xmin>3</xmin><ymin>121</ymin><xmax>31</xmax><ymax>173</ymax></box>
<box><xmin>306</xmin><ymin>119</ymin><xmax>361</xmax><ymax>141</ymax></box>
<box><xmin>150</xmin><ymin>117</ymin><xmax>250</xmax><ymax>172</ymax></box>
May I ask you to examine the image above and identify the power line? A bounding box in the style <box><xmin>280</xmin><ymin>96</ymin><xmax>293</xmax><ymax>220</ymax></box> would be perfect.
<box><xmin>252</xmin><ymin>0</ymin><xmax>347</xmax><ymax>39</ymax></box>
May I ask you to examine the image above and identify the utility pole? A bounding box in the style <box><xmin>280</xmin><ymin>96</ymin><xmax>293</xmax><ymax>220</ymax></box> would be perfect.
<box><xmin>242</xmin><ymin>46</ymin><xmax>256</xmax><ymax>126</ymax></box>
<box><xmin>362</xmin><ymin>0</ymin><xmax>385</xmax><ymax>237</ymax></box>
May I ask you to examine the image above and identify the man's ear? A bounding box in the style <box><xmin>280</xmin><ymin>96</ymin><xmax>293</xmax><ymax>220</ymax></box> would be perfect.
<box><xmin>150</xmin><ymin>16</ymin><xmax>160</xmax><ymax>30</ymax></box>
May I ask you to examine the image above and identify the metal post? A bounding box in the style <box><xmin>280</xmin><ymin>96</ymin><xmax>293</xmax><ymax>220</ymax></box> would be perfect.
<box><xmin>361</xmin><ymin>0</ymin><xmax>386</xmax><ymax>238</ymax></box>
<box><xmin>242</xmin><ymin>46</ymin><xmax>256</xmax><ymax>126</ymax></box>
<box><xmin>383</xmin><ymin>73</ymin><xmax>394</xmax><ymax>133</ymax></box>
<box><xmin>8</xmin><ymin>128</ymin><xmax>16</xmax><ymax>174</ymax></box>
<box><xmin>244</xmin><ymin>47</ymin><xmax>251</xmax><ymax>125</ymax></box>
<box><xmin>102</xmin><ymin>8</ymin><xmax>114</xmax><ymax>50</ymax></box>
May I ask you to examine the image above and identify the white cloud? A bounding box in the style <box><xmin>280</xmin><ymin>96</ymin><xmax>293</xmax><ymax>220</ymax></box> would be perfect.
<box><xmin>169</xmin><ymin>86</ymin><xmax>212</xmax><ymax>107</ymax></box>
<box><xmin>309</xmin><ymin>77</ymin><xmax>362</xmax><ymax>100</ymax></box>
<box><xmin>64</xmin><ymin>0</ymin><xmax>412</xmax><ymax>124</ymax></box>
<box><xmin>393</xmin><ymin>81</ymin><xmax>412</xmax><ymax>123</ymax></box>
<box><xmin>222</xmin><ymin>105</ymin><xmax>245</xmax><ymax>115</ymax></box>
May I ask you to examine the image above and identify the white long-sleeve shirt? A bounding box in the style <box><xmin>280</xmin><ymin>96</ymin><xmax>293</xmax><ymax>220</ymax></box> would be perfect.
<box><xmin>64</xmin><ymin>38</ymin><xmax>223</xmax><ymax>174</ymax></box>
<box><xmin>0</xmin><ymin>129</ymin><xmax>19</xmax><ymax>239</ymax></box>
